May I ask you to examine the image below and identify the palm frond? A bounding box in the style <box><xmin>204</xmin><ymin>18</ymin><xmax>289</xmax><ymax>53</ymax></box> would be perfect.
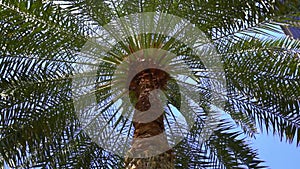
<box><xmin>1</xmin><ymin>0</ymin><xmax>300</xmax><ymax>168</ymax></box>
<box><xmin>224</xmin><ymin>36</ymin><xmax>300</xmax><ymax>144</ymax></box>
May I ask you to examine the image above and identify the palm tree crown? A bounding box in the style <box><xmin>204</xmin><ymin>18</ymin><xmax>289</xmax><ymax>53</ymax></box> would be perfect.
<box><xmin>1</xmin><ymin>0</ymin><xmax>300</xmax><ymax>168</ymax></box>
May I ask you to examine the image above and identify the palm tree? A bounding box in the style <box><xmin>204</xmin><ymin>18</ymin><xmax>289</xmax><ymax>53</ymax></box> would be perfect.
<box><xmin>1</xmin><ymin>0</ymin><xmax>300</xmax><ymax>168</ymax></box>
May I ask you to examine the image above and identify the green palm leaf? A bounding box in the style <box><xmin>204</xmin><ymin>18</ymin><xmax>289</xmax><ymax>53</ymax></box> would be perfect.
<box><xmin>1</xmin><ymin>0</ymin><xmax>300</xmax><ymax>168</ymax></box>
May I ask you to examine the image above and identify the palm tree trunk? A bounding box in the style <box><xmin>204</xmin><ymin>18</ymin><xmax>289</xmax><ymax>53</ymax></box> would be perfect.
<box><xmin>125</xmin><ymin>69</ymin><xmax>174</xmax><ymax>169</ymax></box>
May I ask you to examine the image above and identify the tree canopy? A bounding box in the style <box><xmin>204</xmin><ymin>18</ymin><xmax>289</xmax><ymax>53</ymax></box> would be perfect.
<box><xmin>0</xmin><ymin>0</ymin><xmax>300</xmax><ymax>168</ymax></box>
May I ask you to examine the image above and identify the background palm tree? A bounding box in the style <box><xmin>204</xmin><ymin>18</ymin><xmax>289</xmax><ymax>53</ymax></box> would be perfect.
<box><xmin>1</xmin><ymin>0</ymin><xmax>300</xmax><ymax>168</ymax></box>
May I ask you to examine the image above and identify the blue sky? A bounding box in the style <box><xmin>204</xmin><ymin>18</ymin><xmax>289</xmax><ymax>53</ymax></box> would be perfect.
<box><xmin>253</xmin><ymin>132</ymin><xmax>300</xmax><ymax>169</ymax></box>
<box><xmin>2</xmin><ymin>3</ymin><xmax>299</xmax><ymax>168</ymax></box>
<box><xmin>4</xmin><ymin>125</ymin><xmax>299</xmax><ymax>169</ymax></box>
<box><xmin>250</xmin><ymin>26</ymin><xmax>300</xmax><ymax>169</ymax></box>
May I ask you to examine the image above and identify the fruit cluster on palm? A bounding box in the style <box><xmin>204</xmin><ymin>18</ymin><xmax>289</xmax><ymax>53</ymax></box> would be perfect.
<box><xmin>1</xmin><ymin>0</ymin><xmax>300</xmax><ymax>168</ymax></box>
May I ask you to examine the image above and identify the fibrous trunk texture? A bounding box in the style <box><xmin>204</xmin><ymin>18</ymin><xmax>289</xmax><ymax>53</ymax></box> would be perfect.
<box><xmin>125</xmin><ymin>69</ymin><xmax>174</xmax><ymax>169</ymax></box>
